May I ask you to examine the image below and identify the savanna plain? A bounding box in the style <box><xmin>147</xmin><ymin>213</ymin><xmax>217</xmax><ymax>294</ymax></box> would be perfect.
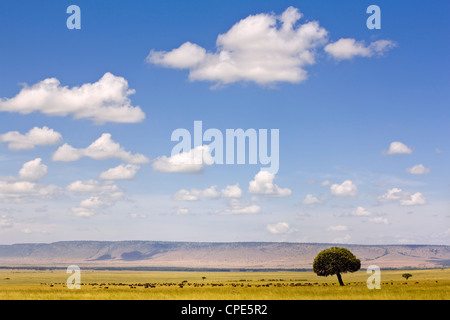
<box><xmin>0</xmin><ymin>268</ymin><xmax>448</xmax><ymax>300</ymax></box>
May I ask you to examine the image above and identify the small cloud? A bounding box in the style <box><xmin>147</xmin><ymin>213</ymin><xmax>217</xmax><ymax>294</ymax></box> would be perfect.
<box><xmin>249</xmin><ymin>170</ymin><xmax>292</xmax><ymax>197</ymax></box>
<box><xmin>330</xmin><ymin>180</ymin><xmax>358</xmax><ymax>197</ymax></box>
<box><xmin>220</xmin><ymin>184</ymin><xmax>243</xmax><ymax>198</ymax></box>
<box><xmin>399</xmin><ymin>192</ymin><xmax>427</xmax><ymax>206</ymax></box>
<box><xmin>267</xmin><ymin>222</ymin><xmax>293</xmax><ymax>234</ymax></box>
<box><xmin>352</xmin><ymin>206</ymin><xmax>372</xmax><ymax>216</ymax></box>
<box><xmin>0</xmin><ymin>162</ymin><xmax>61</xmax><ymax>202</ymax></box>
<box><xmin>378</xmin><ymin>187</ymin><xmax>427</xmax><ymax>206</ymax></box>
<box><xmin>152</xmin><ymin>145</ymin><xmax>213</xmax><ymax>174</ymax></box>
<box><xmin>99</xmin><ymin>164</ymin><xmax>140</xmax><ymax>180</ymax></box>
<box><xmin>219</xmin><ymin>199</ymin><xmax>261</xmax><ymax>215</ymax></box>
<box><xmin>130</xmin><ymin>213</ymin><xmax>148</xmax><ymax>219</ymax></box>
<box><xmin>405</xmin><ymin>164</ymin><xmax>430</xmax><ymax>175</ymax></box>
<box><xmin>327</xmin><ymin>225</ymin><xmax>348</xmax><ymax>231</ymax></box>
<box><xmin>53</xmin><ymin>133</ymin><xmax>149</xmax><ymax>164</ymax></box>
<box><xmin>369</xmin><ymin>217</ymin><xmax>389</xmax><ymax>224</ymax></box>
<box><xmin>0</xmin><ymin>127</ymin><xmax>62</xmax><ymax>151</ymax></box>
<box><xmin>0</xmin><ymin>215</ymin><xmax>13</xmax><ymax>228</ymax></box>
<box><xmin>66</xmin><ymin>180</ymin><xmax>125</xmax><ymax>217</ymax></box>
<box><xmin>325</xmin><ymin>38</ymin><xmax>396</xmax><ymax>60</ymax></box>
<box><xmin>384</xmin><ymin>141</ymin><xmax>413</xmax><ymax>155</ymax></box>
<box><xmin>173</xmin><ymin>184</ymin><xmax>242</xmax><ymax>201</ymax></box>
<box><xmin>302</xmin><ymin>194</ymin><xmax>322</xmax><ymax>205</ymax></box>
<box><xmin>175</xmin><ymin>207</ymin><xmax>189</xmax><ymax>215</ymax></box>
<box><xmin>320</xmin><ymin>180</ymin><xmax>331</xmax><ymax>186</ymax></box>
<box><xmin>332</xmin><ymin>234</ymin><xmax>351</xmax><ymax>244</ymax></box>
<box><xmin>18</xmin><ymin>158</ymin><xmax>48</xmax><ymax>182</ymax></box>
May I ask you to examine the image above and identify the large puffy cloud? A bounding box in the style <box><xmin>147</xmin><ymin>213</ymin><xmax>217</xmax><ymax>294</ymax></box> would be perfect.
<box><xmin>330</xmin><ymin>180</ymin><xmax>358</xmax><ymax>197</ymax></box>
<box><xmin>18</xmin><ymin>158</ymin><xmax>48</xmax><ymax>181</ymax></box>
<box><xmin>378</xmin><ymin>187</ymin><xmax>427</xmax><ymax>206</ymax></box>
<box><xmin>147</xmin><ymin>7</ymin><xmax>328</xmax><ymax>85</ymax></box>
<box><xmin>325</xmin><ymin>38</ymin><xmax>396</xmax><ymax>60</ymax></box>
<box><xmin>52</xmin><ymin>133</ymin><xmax>149</xmax><ymax>164</ymax></box>
<box><xmin>0</xmin><ymin>127</ymin><xmax>62</xmax><ymax>151</ymax></box>
<box><xmin>0</xmin><ymin>73</ymin><xmax>145</xmax><ymax>124</ymax></box>
<box><xmin>147</xmin><ymin>7</ymin><xmax>395</xmax><ymax>86</ymax></box>
<box><xmin>248</xmin><ymin>170</ymin><xmax>292</xmax><ymax>197</ymax></box>
<box><xmin>152</xmin><ymin>145</ymin><xmax>213</xmax><ymax>173</ymax></box>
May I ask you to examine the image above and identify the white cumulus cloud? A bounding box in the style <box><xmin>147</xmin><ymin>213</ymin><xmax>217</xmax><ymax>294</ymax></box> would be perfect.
<box><xmin>99</xmin><ymin>164</ymin><xmax>140</xmax><ymax>180</ymax></box>
<box><xmin>18</xmin><ymin>158</ymin><xmax>48</xmax><ymax>181</ymax></box>
<box><xmin>220</xmin><ymin>184</ymin><xmax>243</xmax><ymax>198</ymax></box>
<box><xmin>405</xmin><ymin>164</ymin><xmax>430</xmax><ymax>175</ymax></box>
<box><xmin>325</xmin><ymin>38</ymin><xmax>396</xmax><ymax>60</ymax></box>
<box><xmin>267</xmin><ymin>222</ymin><xmax>293</xmax><ymax>234</ymax></box>
<box><xmin>302</xmin><ymin>194</ymin><xmax>322</xmax><ymax>205</ymax></box>
<box><xmin>0</xmin><ymin>181</ymin><xmax>59</xmax><ymax>202</ymax></box>
<box><xmin>152</xmin><ymin>145</ymin><xmax>213</xmax><ymax>173</ymax></box>
<box><xmin>399</xmin><ymin>192</ymin><xmax>427</xmax><ymax>206</ymax></box>
<box><xmin>148</xmin><ymin>7</ymin><xmax>395</xmax><ymax>86</ymax></box>
<box><xmin>147</xmin><ymin>7</ymin><xmax>328</xmax><ymax>85</ymax></box>
<box><xmin>218</xmin><ymin>199</ymin><xmax>261</xmax><ymax>215</ymax></box>
<box><xmin>248</xmin><ymin>170</ymin><xmax>292</xmax><ymax>197</ymax></box>
<box><xmin>66</xmin><ymin>179</ymin><xmax>125</xmax><ymax>217</ymax></box>
<box><xmin>0</xmin><ymin>126</ymin><xmax>62</xmax><ymax>151</ymax></box>
<box><xmin>0</xmin><ymin>73</ymin><xmax>145</xmax><ymax>124</ymax></box>
<box><xmin>378</xmin><ymin>187</ymin><xmax>427</xmax><ymax>206</ymax></box>
<box><xmin>52</xmin><ymin>133</ymin><xmax>149</xmax><ymax>164</ymax></box>
<box><xmin>385</xmin><ymin>141</ymin><xmax>413</xmax><ymax>155</ymax></box>
<box><xmin>330</xmin><ymin>180</ymin><xmax>358</xmax><ymax>197</ymax></box>
<box><xmin>352</xmin><ymin>206</ymin><xmax>372</xmax><ymax>216</ymax></box>
<box><xmin>0</xmin><ymin>159</ymin><xmax>59</xmax><ymax>201</ymax></box>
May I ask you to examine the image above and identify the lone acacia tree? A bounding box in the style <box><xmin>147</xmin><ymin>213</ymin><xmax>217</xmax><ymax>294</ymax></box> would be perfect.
<box><xmin>313</xmin><ymin>247</ymin><xmax>361</xmax><ymax>286</ymax></box>
<box><xmin>402</xmin><ymin>273</ymin><xmax>412</xmax><ymax>280</ymax></box>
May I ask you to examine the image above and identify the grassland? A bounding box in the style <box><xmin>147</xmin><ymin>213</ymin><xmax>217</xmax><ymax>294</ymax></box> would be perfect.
<box><xmin>0</xmin><ymin>268</ymin><xmax>448</xmax><ymax>300</ymax></box>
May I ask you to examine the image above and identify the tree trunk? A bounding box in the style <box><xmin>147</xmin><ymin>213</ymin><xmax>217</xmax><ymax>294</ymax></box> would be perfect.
<box><xmin>336</xmin><ymin>273</ymin><xmax>344</xmax><ymax>286</ymax></box>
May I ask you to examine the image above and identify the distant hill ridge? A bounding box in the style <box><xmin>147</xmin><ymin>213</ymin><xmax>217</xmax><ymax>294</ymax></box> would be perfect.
<box><xmin>0</xmin><ymin>241</ymin><xmax>449</xmax><ymax>270</ymax></box>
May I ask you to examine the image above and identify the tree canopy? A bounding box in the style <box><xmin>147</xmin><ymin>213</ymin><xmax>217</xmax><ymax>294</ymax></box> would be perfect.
<box><xmin>313</xmin><ymin>247</ymin><xmax>361</xmax><ymax>286</ymax></box>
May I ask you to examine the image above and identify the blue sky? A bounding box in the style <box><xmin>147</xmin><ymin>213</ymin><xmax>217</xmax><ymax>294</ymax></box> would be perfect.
<box><xmin>0</xmin><ymin>0</ymin><xmax>448</xmax><ymax>245</ymax></box>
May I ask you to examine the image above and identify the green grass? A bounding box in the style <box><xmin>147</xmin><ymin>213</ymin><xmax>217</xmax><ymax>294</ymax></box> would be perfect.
<box><xmin>0</xmin><ymin>268</ymin><xmax>448</xmax><ymax>300</ymax></box>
